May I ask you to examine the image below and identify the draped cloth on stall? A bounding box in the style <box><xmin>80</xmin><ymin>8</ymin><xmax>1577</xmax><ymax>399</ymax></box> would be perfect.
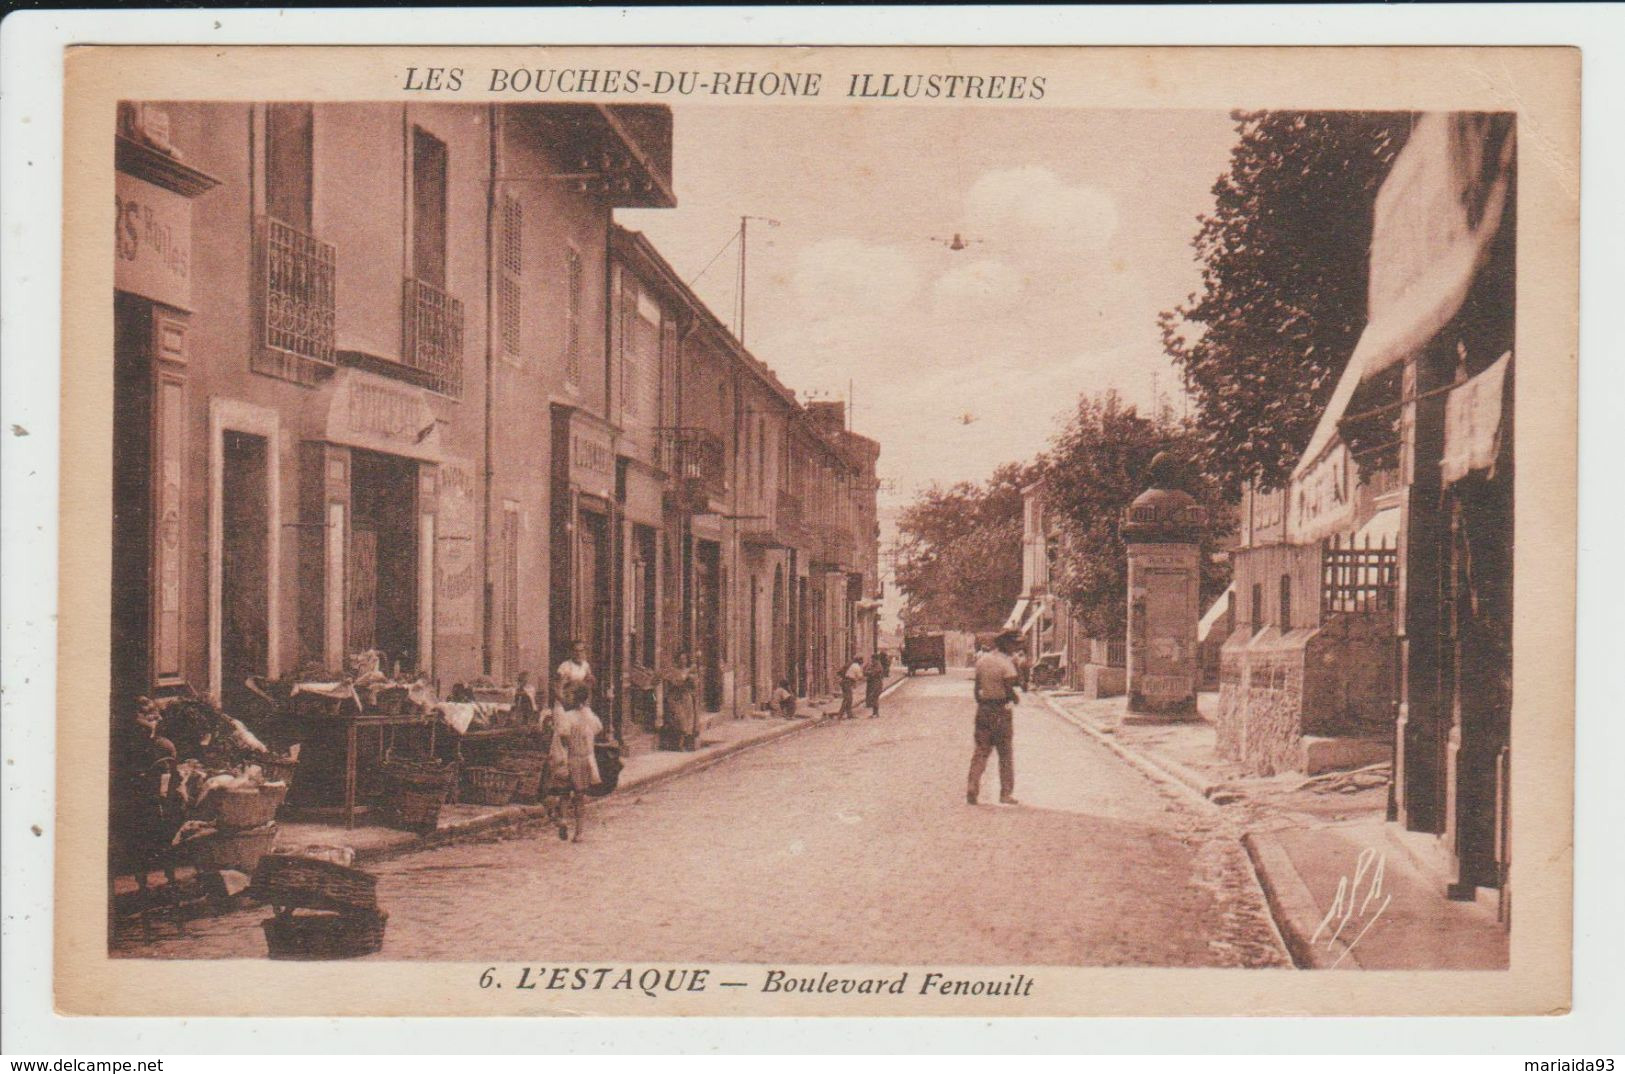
<box><xmin>1293</xmin><ymin>113</ymin><xmax>1516</xmax><ymax>484</ymax></box>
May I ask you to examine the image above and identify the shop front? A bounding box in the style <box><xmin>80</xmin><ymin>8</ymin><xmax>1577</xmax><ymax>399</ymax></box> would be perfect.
<box><xmin>551</xmin><ymin>405</ymin><xmax>619</xmax><ymax>717</ymax></box>
<box><xmin>110</xmin><ymin>118</ymin><xmax>220</xmax><ymax>712</ymax></box>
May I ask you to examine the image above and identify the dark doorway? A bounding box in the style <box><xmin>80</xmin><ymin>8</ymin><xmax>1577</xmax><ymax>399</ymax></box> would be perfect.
<box><xmin>350</xmin><ymin>450</ymin><xmax>419</xmax><ymax>674</ymax></box>
<box><xmin>221</xmin><ymin>431</ymin><xmax>270</xmax><ymax>714</ymax></box>
<box><xmin>577</xmin><ymin>507</ymin><xmax>612</xmax><ymax>712</ymax></box>
<box><xmin>695</xmin><ymin>539</ymin><xmax>722</xmax><ymax>711</ymax></box>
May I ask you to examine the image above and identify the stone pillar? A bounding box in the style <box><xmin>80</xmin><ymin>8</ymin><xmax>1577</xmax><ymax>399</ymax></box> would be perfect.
<box><xmin>1121</xmin><ymin>460</ymin><xmax>1205</xmax><ymax>719</ymax></box>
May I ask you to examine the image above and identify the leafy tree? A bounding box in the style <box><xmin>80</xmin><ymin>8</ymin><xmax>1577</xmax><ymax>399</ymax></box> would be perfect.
<box><xmin>1043</xmin><ymin>393</ymin><xmax>1232</xmax><ymax>638</ymax></box>
<box><xmin>1159</xmin><ymin>110</ymin><xmax>1408</xmax><ymax>496</ymax></box>
<box><xmin>895</xmin><ymin>461</ymin><xmax>1033</xmax><ymax>632</ymax></box>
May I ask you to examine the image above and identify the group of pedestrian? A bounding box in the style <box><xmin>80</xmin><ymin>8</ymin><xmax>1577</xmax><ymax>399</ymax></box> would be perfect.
<box><xmin>835</xmin><ymin>650</ymin><xmax>891</xmax><ymax>719</ymax></box>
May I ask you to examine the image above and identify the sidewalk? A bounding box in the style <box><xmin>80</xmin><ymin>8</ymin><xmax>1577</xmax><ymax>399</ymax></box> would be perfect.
<box><xmin>116</xmin><ymin>672</ymin><xmax>911</xmax><ymax>907</ymax></box>
<box><xmin>1039</xmin><ymin>688</ymin><xmax>1509</xmax><ymax>970</ymax></box>
<box><xmin>273</xmin><ymin>703</ymin><xmax>837</xmax><ymax>864</ymax></box>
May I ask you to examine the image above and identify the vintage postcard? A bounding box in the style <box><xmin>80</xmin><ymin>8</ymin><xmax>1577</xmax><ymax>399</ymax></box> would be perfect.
<box><xmin>54</xmin><ymin>43</ymin><xmax>1577</xmax><ymax>1018</ymax></box>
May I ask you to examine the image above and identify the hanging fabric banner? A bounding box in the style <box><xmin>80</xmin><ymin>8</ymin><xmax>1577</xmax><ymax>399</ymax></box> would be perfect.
<box><xmin>1440</xmin><ymin>352</ymin><xmax>1512</xmax><ymax>484</ymax></box>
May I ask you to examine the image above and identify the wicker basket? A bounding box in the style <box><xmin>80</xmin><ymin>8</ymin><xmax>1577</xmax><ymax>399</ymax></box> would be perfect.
<box><xmin>185</xmin><ymin>822</ymin><xmax>278</xmax><ymax>873</ymax></box>
<box><xmin>262</xmin><ymin>908</ymin><xmax>387</xmax><ymax>960</ymax></box>
<box><xmin>461</xmin><ymin>765</ymin><xmax>522</xmax><ymax>806</ymax></box>
<box><xmin>370</xmin><ymin>685</ymin><xmax>412</xmax><ymax>715</ymax></box>
<box><xmin>215</xmin><ymin>782</ymin><xmax>288</xmax><ymax>830</ymax></box>
<box><xmin>387</xmin><ymin>787</ymin><xmax>444</xmax><ymax>832</ymax></box>
<box><xmin>257</xmin><ymin>755</ymin><xmax>299</xmax><ymax>787</ymax></box>
<box><xmin>381</xmin><ymin>754</ymin><xmax>456</xmax><ymax>800</ymax></box>
<box><xmin>493</xmin><ymin>748</ymin><xmax>549</xmax><ymax>802</ymax></box>
<box><xmin>252</xmin><ymin>852</ymin><xmax>378</xmax><ymax>913</ymax></box>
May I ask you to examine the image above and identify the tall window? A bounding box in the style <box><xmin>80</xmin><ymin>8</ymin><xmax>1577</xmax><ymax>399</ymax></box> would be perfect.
<box><xmin>498</xmin><ymin>194</ymin><xmax>522</xmax><ymax>362</ymax></box>
<box><xmin>1251</xmin><ymin>582</ymin><xmax>1264</xmax><ymax>636</ymax></box>
<box><xmin>1279</xmin><ymin>574</ymin><xmax>1292</xmax><ymax>631</ymax></box>
<box><xmin>265</xmin><ymin>103</ymin><xmax>313</xmax><ymax>232</ymax></box>
<box><xmin>564</xmin><ymin>247</ymin><xmax>583</xmax><ymax>386</ymax></box>
<box><xmin>411</xmin><ymin>126</ymin><xmax>448</xmax><ymax>288</ymax></box>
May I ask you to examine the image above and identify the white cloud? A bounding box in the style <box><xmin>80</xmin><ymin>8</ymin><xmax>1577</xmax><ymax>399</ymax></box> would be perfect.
<box><xmin>964</xmin><ymin>166</ymin><xmax>1119</xmax><ymax>255</ymax></box>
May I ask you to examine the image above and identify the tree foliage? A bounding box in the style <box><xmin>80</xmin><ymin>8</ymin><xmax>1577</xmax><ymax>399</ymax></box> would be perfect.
<box><xmin>1042</xmin><ymin>393</ymin><xmax>1232</xmax><ymax>638</ymax></box>
<box><xmin>895</xmin><ymin>461</ymin><xmax>1034</xmax><ymax>632</ymax></box>
<box><xmin>1159</xmin><ymin>110</ymin><xmax>1408</xmax><ymax>496</ymax></box>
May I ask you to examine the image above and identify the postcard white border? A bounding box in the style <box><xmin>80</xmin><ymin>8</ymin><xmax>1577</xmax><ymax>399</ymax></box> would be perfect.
<box><xmin>3</xmin><ymin>3</ymin><xmax>1622</xmax><ymax>1055</ymax></box>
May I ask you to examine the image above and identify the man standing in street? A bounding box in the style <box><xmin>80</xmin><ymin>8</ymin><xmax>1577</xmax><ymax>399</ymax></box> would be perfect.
<box><xmin>967</xmin><ymin>629</ymin><xmax>1022</xmax><ymax>805</ymax></box>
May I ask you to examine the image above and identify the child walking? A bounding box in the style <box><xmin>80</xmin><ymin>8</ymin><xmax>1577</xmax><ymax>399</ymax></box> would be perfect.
<box><xmin>550</xmin><ymin>684</ymin><xmax>602</xmax><ymax>842</ymax></box>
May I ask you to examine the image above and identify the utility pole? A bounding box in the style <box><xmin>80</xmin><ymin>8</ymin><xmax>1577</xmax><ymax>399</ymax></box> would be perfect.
<box><xmin>737</xmin><ymin>214</ymin><xmax>779</xmax><ymax>345</ymax></box>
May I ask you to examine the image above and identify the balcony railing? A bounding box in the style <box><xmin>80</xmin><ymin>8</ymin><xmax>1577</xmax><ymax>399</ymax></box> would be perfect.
<box><xmin>253</xmin><ymin>216</ymin><xmax>336</xmax><ymax>386</ymax></box>
<box><xmin>658</xmin><ymin>427</ymin><xmax>726</xmax><ymax>504</ymax></box>
<box><xmin>402</xmin><ymin>277</ymin><xmax>465</xmax><ymax>397</ymax></box>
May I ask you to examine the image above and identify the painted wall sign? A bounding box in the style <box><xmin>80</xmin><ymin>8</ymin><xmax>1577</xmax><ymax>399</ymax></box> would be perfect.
<box><xmin>1291</xmin><ymin>443</ymin><xmax>1355</xmax><ymax>542</ymax></box>
<box><xmin>115</xmin><ymin>173</ymin><xmax>192</xmax><ymax>309</ymax></box>
<box><xmin>323</xmin><ymin>370</ymin><xmax>442</xmax><ymax>460</ymax></box>
<box><xmin>569</xmin><ymin>421</ymin><xmax>617</xmax><ymax>500</ymax></box>
<box><xmin>435</xmin><ymin>458</ymin><xmax>479</xmax><ymax>636</ymax></box>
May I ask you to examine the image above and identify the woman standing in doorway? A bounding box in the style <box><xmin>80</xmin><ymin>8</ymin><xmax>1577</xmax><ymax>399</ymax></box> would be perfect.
<box><xmin>663</xmin><ymin>649</ymin><xmax>701</xmax><ymax>752</ymax></box>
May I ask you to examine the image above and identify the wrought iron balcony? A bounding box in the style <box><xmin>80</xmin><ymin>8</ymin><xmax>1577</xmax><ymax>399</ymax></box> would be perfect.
<box><xmin>252</xmin><ymin>216</ymin><xmax>336</xmax><ymax>386</ymax></box>
<box><xmin>658</xmin><ymin>427</ymin><xmax>727</xmax><ymax>505</ymax></box>
<box><xmin>402</xmin><ymin>277</ymin><xmax>465</xmax><ymax>397</ymax></box>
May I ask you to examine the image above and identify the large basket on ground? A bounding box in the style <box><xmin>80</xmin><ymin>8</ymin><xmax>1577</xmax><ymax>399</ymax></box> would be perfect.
<box><xmin>251</xmin><ymin>852</ymin><xmax>378</xmax><ymax>914</ymax></box>
<box><xmin>493</xmin><ymin>747</ymin><xmax>550</xmax><ymax>802</ymax></box>
<box><xmin>380</xmin><ymin>753</ymin><xmax>457</xmax><ymax>800</ymax></box>
<box><xmin>215</xmin><ymin>782</ymin><xmax>289</xmax><ymax>830</ymax></box>
<box><xmin>387</xmin><ymin>787</ymin><xmax>444</xmax><ymax>831</ymax></box>
<box><xmin>461</xmin><ymin>765</ymin><xmax>522</xmax><ymax>806</ymax></box>
<box><xmin>183</xmin><ymin>822</ymin><xmax>278</xmax><ymax>873</ymax></box>
<box><xmin>262</xmin><ymin>908</ymin><xmax>387</xmax><ymax>960</ymax></box>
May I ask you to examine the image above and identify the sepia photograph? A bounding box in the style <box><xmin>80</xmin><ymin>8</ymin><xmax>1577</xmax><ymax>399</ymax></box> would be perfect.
<box><xmin>35</xmin><ymin>41</ymin><xmax>1582</xmax><ymax>1023</ymax></box>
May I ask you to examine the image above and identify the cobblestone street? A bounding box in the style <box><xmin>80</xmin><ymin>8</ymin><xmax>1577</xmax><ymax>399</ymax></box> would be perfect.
<box><xmin>117</xmin><ymin>672</ymin><xmax>1288</xmax><ymax>967</ymax></box>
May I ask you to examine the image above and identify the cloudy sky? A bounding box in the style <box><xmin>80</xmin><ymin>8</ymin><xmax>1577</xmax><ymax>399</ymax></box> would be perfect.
<box><xmin>618</xmin><ymin>106</ymin><xmax>1241</xmax><ymax>508</ymax></box>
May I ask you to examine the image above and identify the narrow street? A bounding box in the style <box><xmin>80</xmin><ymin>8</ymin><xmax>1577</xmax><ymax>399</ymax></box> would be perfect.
<box><xmin>118</xmin><ymin>672</ymin><xmax>1288</xmax><ymax>967</ymax></box>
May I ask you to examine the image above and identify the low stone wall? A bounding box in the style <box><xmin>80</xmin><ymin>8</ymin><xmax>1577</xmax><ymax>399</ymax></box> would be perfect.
<box><xmin>1080</xmin><ymin>662</ymin><xmax>1126</xmax><ymax>699</ymax></box>
<box><xmin>1218</xmin><ymin>615</ymin><xmax>1395</xmax><ymax>776</ymax></box>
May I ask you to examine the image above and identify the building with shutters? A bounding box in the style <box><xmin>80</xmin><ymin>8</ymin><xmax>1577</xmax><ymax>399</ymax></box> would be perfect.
<box><xmin>109</xmin><ymin>100</ymin><xmax>674</xmax><ymax>722</ymax></box>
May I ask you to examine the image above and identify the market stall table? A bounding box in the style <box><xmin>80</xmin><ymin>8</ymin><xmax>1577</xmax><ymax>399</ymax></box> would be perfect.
<box><xmin>266</xmin><ymin>709</ymin><xmax>438</xmax><ymax>829</ymax></box>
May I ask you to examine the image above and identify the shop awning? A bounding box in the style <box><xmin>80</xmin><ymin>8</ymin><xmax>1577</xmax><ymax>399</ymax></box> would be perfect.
<box><xmin>1440</xmin><ymin>352</ymin><xmax>1512</xmax><ymax>485</ymax></box>
<box><xmin>1355</xmin><ymin>505</ymin><xmax>1402</xmax><ymax>549</ymax></box>
<box><xmin>1294</xmin><ymin>114</ymin><xmax>1515</xmax><ymax>481</ymax></box>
